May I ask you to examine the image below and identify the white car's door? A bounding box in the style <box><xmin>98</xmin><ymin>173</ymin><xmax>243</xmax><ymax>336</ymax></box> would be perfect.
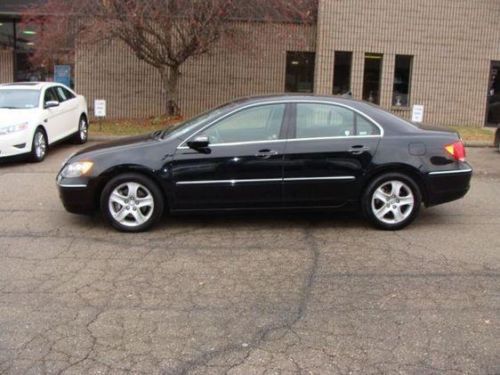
<box><xmin>54</xmin><ymin>86</ymin><xmax>79</xmax><ymax>138</ymax></box>
<box><xmin>42</xmin><ymin>87</ymin><xmax>66</xmax><ymax>143</ymax></box>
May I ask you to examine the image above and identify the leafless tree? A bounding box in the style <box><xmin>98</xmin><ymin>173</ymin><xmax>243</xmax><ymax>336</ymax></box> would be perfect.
<box><xmin>23</xmin><ymin>0</ymin><xmax>317</xmax><ymax>116</ymax></box>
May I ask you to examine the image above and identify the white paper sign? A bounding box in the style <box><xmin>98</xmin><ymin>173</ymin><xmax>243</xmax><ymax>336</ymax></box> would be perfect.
<box><xmin>94</xmin><ymin>99</ymin><xmax>106</xmax><ymax>117</ymax></box>
<box><xmin>412</xmin><ymin>105</ymin><xmax>424</xmax><ymax>123</ymax></box>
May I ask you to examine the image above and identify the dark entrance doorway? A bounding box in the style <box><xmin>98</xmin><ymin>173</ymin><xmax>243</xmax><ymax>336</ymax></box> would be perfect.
<box><xmin>486</xmin><ymin>61</ymin><xmax>500</xmax><ymax>126</ymax></box>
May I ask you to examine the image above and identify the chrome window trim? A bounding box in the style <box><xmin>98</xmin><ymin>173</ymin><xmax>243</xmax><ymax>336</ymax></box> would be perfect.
<box><xmin>176</xmin><ymin>176</ymin><xmax>356</xmax><ymax>185</ymax></box>
<box><xmin>428</xmin><ymin>168</ymin><xmax>472</xmax><ymax>176</ymax></box>
<box><xmin>177</xmin><ymin>99</ymin><xmax>384</xmax><ymax>150</ymax></box>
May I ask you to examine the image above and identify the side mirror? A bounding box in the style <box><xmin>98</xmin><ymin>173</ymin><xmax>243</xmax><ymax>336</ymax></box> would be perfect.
<box><xmin>45</xmin><ymin>100</ymin><xmax>60</xmax><ymax>109</ymax></box>
<box><xmin>187</xmin><ymin>136</ymin><xmax>210</xmax><ymax>152</ymax></box>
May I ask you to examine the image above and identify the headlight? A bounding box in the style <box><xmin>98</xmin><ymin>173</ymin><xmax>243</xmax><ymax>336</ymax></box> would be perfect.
<box><xmin>0</xmin><ymin>122</ymin><xmax>29</xmax><ymax>135</ymax></box>
<box><xmin>61</xmin><ymin>161</ymin><xmax>94</xmax><ymax>178</ymax></box>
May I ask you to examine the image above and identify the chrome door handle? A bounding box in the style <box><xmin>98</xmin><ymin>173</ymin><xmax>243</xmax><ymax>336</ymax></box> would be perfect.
<box><xmin>255</xmin><ymin>149</ymin><xmax>279</xmax><ymax>159</ymax></box>
<box><xmin>349</xmin><ymin>145</ymin><xmax>370</xmax><ymax>155</ymax></box>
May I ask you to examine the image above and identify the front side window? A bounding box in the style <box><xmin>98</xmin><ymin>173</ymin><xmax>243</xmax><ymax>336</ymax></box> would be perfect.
<box><xmin>295</xmin><ymin>103</ymin><xmax>381</xmax><ymax>138</ymax></box>
<box><xmin>44</xmin><ymin>88</ymin><xmax>59</xmax><ymax>105</ymax></box>
<box><xmin>55</xmin><ymin>87</ymin><xmax>68</xmax><ymax>102</ymax></box>
<box><xmin>199</xmin><ymin>104</ymin><xmax>286</xmax><ymax>144</ymax></box>
<box><xmin>0</xmin><ymin>89</ymin><xmax>40</xmax><ymax>109</ymax></box>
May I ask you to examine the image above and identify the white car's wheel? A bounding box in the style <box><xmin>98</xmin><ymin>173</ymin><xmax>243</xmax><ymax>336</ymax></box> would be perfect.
<box><xmin>30</xmin><ymin>128</ymin><xmax>47</xmax><ymax>163</ymax></box>
<box><xmin>73</xmin><ymin>116</ymin><xmax>89</xmax><ymax>144</ymax></box>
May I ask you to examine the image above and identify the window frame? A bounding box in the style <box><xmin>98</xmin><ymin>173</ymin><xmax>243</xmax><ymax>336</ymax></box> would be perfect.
<box><xmin>177</xmin><ymin>100</ymin><xmax>384</xmax><ymax>150</ymax></box>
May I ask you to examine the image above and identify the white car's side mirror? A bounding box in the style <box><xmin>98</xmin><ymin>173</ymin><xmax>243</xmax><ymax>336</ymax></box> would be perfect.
<box><xmin>45</xmin><ymin>100</ymin><xmax>60</xmax><ymax>109</ymax></box>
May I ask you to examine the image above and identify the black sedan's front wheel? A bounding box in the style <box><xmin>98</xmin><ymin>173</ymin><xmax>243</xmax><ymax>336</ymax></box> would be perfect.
<box><xmin>100</xmin><ymin>173</ymin><xmax>164</xmax><ymax>232</ymax></box>
<box><xmin>362</xmin><ymin>173</ymin><xmax>422</xmax><ymax>230</ymax></box>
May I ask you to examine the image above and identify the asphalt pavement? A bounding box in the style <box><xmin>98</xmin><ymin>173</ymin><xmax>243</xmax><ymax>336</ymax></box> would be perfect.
<box><xmin>0</xmin><ymin>141</ymin><xmax>499</xmax><ymax>374</ymax></box>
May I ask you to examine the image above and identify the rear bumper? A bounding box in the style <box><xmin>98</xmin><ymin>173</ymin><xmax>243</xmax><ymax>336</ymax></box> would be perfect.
<box><xmin>425</xmin><ymin>165</ymin><xmax>472</xmax><ymax>206</ymax></box>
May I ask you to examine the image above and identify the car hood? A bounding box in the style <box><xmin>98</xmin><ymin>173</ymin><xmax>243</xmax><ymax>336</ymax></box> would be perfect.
<box><xmin>0</xmin><ymin>108</ymin><xmax>39</xmax><ymax>126</ymax></box>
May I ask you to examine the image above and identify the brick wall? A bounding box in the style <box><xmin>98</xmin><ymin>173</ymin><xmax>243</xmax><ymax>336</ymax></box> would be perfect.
<box><xmin>76</xmin><ymin>22</ymin><xmax>316</xmax><ymax>119</ymax></box>
<box><xmin>0</xmin><ymin>49</ymin><xmax>14</xmax><ymax>83</ymax></box>
<box><xmin>316</xmin><ymin>0</ymin><xmax>500</xmax><ymax>127</ymax></box>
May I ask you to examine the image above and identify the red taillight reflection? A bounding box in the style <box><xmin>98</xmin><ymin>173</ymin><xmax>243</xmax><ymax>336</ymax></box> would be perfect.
<box><xmin>444</xmin><ymin>141</ymin><xmax>466</xmax><ymax>162</ymax></box>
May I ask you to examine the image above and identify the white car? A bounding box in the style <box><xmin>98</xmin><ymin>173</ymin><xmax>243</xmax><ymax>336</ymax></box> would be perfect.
<box><xmin>0</xmin><ymin>82</ymin><xmax>89</xmax><ymax>162</ymax></box>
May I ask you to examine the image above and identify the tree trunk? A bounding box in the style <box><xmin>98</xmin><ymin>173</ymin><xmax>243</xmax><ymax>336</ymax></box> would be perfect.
<box><xmin>161</xmin><ymin>65</ymin><xmax>181</xmax><ymax>117</ymax></box>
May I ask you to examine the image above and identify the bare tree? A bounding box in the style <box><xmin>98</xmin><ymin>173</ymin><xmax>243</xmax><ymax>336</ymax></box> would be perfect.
<box><xmin>23</xmin><ymin>0</ymin><xmax>317</xmax><ymax>116</ymax></box>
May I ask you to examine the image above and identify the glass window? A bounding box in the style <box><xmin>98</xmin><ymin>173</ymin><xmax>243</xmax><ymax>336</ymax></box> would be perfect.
<box><xmin>333</xmin><ymin>51</ymin><xmax>353</xmax><ymax>95</ymax></box>
<box><xmin>285</xmin><ymin>52</ymin><xmax>315</xmax><ymax>93</ymax></box>
<box><xmin>295</xmin><ymin>103</ymin><xmax>380</xmax><ymax>138</ymax></box>
<box><xmin>0</xmin><ymin>21</ymin><xmax>15</xmax><ymax>48</ymax></box>
<box><xmin>62</xmin><ymin>87</ymin><xmax>75</xmax><ymax>100</ymax></box>
<box><xmin>296</xmin><ymin>103</ymin><xmax>355</xmax><ymax>138</ymax></box>
<box><xmin>55</xmin><ymin>87</ymin><xmax>68</xmax><ymax>102</ymax></box>
<box><xmin>44</xmin><ymin>88</ymin><xmax>59</xmax><ymax>104</ymax></box>
<box><xmin>200</xmin><ymin>104</ymin><xmax>286</xmax><ymax>144</ymax></box>
<box><xmin>362</xmin><ymin>53</ymin><xmax>383</xmax><ymax>104</ymax></box>
<box><xmin>392</xmin><ymin>55</ymin><xmax>413</xmax><ymax>107</ymax></box>
<box><xmin>356</xmin><ymin>115</ymin><xmax>381</xmax><ymax>136</ymax></box>
<box><xmin>0</xmin><ymin>89</ymin><xmax>40</xmax><ymax>109</ymax></box>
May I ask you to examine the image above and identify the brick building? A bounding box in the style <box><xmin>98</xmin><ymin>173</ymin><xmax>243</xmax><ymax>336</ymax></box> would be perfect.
<box><xmin>1</xmin><ymin>0</ymin><xmax>500</xmax><ymax>127</ymax></box>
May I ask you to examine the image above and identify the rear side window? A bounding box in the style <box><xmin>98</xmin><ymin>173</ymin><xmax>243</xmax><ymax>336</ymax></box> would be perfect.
<box><xmin>295</xmin><ymin>103</ymin><xmax>380</xmax><ymax>138</ymax></box>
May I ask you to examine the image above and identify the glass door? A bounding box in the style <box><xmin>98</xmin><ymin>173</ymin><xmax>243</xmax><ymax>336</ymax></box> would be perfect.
<box><xmin>486</xmin><ymin>61</ymin><xmax>500</xmax><ymax>126</ymax></box>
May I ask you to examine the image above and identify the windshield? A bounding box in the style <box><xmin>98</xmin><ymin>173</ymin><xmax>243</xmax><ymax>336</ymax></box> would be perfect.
<box><xmin>0</xmin><ymin>89</ymin><xmax>40</xmax><ymax>109</ymax></box>
<box><xmin>161</xmin><ymin>102</ymin><xmax>236</xmax><ymax>139</ymax></box>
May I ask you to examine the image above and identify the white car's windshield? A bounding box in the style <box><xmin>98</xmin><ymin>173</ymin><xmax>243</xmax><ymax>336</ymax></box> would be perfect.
<box><xmin>0</xmin><ymin>89</ymin><xmax>40</xmax><ymax>109</ymax></box>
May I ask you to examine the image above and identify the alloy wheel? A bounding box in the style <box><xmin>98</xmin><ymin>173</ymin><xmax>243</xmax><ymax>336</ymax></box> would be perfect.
<box><xmin>79</xmin><ymin>118</ymin><xmax>88</xmax><ymax>142</ymax></box>
<box><xmin>371</xmin><ymin>180</ymin><xmax>415</xmax><ymax>225</ymax></box>
<box><xmin>34</xmin><ymin>132</ymin><xmax>47</xmax><ymax>160</ymax></box>
<box><xmin>108</xmin><ymin>182</ymin><xmax>155</xmax><ymax>227</ymax></box>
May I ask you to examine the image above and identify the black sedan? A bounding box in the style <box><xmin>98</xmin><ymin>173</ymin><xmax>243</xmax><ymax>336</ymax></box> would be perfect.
<box><xmin>57</xmin><ymin>95</ymin><xmax>472</xmax><ymax>232</ymax></box>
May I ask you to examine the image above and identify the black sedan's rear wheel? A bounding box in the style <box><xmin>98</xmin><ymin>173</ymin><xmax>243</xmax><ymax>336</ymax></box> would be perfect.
<box><xmin>100</xmin><ymin>173</ymin><xmax>164</xmax><ymax>232</ymax></box>
<box><xmin>362</xmin><ymin>173</ymin><xmax>422</xmax><ymax>230</ymax></box>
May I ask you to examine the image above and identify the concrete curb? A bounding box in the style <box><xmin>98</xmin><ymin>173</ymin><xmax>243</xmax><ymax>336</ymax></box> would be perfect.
<box><xmin>90</xmin><ymin>135</ymin><xmax>495</xmax><ymax>148</ymax></box>
<box><xmin>464</xmin><ymin>141</ymin><xmax>494</xmax><ymax>148</ymax></box>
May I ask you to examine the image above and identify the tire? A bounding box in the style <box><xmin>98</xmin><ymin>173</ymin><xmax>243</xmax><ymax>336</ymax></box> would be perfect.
<box><xmin>30</xmin><ymin>128</ymin><xmax>48</xmax><ymax>163</ymax></box>
<box><xmin>362</xmin><ymin>173</ymin><xmax>422</xmax><ymax>230</ymax></box>
<box><xmin>100</xmin><ymin>173</ymin><xmax>164</xmax><ymax>232</ymax></box>
<box><xmin>73</xmin><ymin>115</ymin><xmax>89</xmax><ymax>144</ymax></box>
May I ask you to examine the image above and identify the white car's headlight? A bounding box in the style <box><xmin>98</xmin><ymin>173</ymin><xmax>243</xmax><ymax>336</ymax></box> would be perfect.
<box><xmin>0</xmin><ymin>122</ymin><xmax>29</xmax><ymax>135</ymax></box>
<box><xmin>61</xmin><ymin>161</ymin><xmax>94</xmax><ymax>178</ymax></box>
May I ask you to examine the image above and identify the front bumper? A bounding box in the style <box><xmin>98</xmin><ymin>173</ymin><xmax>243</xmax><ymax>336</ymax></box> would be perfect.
<box><xmin>0</xmin><ymin>132</ymin><xmax>31</xmax><ymax>158</ymax></box>
<box><xmin>57</xmin><ymin>174</ymin><xmax>98</xmax><ymax>215</ymax></box>
<box><xmin>425</xmin><ymin>163</ymin><xmax>473</xmax><ymax>206</ymax></box>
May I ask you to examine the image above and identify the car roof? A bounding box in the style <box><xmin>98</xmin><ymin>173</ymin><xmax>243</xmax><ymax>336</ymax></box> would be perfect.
<box><xmin>222</xmin><ymin>94</ymin><xmax>420</xmax><ymax>135</ymax></box>
<box><xmin>0</xmin><ymin>82</ymin><xmax>60</xmax><ymax>90</ymax></box>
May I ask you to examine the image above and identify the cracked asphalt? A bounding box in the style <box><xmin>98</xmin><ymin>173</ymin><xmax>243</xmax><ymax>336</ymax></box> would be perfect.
<box><xmin>0</xmin><ymin>142</ymin><xmax>499</xmax><ymax>374</ymax></box>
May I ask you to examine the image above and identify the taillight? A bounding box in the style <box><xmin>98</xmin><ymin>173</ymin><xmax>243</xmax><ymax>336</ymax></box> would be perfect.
<box><xmin>444</xmin><ymin>140</ymin><xmax>466</xmax><ymax>162</ymax></box>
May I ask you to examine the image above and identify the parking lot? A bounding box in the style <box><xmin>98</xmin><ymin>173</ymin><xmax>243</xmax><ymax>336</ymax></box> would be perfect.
<box><xmin>0</xmin><ymin>142</ymin><xmax>499</xmax><ymax>374</ymax></box>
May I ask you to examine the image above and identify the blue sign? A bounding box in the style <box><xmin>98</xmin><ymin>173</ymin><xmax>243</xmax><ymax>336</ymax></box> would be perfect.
<box><xmin>54</xmin><ymin>65</ymin><xmax>72</xmax><ymax>87</ymax></box>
